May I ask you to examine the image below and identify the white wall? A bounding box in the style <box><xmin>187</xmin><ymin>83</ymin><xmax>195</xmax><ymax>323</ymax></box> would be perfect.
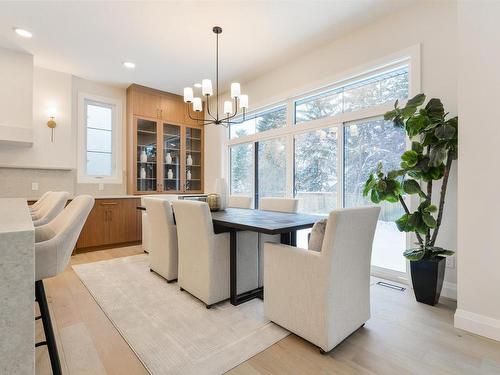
<box><xmin>0</xmin><ymin>47</ymin><xmax>33</xmax><ymax>144</ymax></box>
<box><xmin>455</xmin><ymin>1</ymin><xmax>500</xmax><ymax>342</ymax></box>
<box><xmin>206</xmin><ymin>1</ymin><xmax>458</xmax><ymax>294</ymax></box>
<box><xmin>0</xmin><ymin>66</ymin><xmax>128</xmax><ymax>197</ymax></box>
<box><xmin>0</xmin><ymin>67</ymin><xmax>73</xmax><ymax>169</ymax></box>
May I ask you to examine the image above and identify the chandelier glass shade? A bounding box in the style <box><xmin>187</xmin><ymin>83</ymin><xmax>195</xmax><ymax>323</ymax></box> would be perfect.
<box><xmin>183</xmin><ymin>26</ymin><xmax>248</xmax><ymax>127</ymax></box>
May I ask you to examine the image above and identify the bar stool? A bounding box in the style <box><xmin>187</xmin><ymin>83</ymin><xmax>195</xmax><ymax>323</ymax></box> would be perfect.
<box><xmin>35</xmin><ymin>195</ymin><xmax>94</xmax><ymax>375</ymax></box>
<box><xmin>32</xmin><ymin>191</ymin><xmax>70</xmax><ymax>227</ymax></box>
<box><xmin>29</xmin><ymin>191</ymin><xmax>52</xmax><ymax>214</ymax></box>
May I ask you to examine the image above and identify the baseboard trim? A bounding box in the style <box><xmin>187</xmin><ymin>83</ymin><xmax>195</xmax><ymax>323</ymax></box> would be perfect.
<box><xmin>455</xmin><ymin>309</ymin><xmax>500</xmax><ymax>342</ymax></box>
<box><xmin>441</xmin><ymin>281</ymin><xmax>457</xmax><ymax>300</ymax></box>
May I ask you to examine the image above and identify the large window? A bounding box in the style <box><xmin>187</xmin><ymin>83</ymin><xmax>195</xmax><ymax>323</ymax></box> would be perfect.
<box><xmin>230</xmin><ymin>105</ymin><xmax>286</xmax><ymax>139</ymax></box>
<box><xmin>294</xmin><ymin>128</ymin><xmax>337</xmax><ymax>214</ymax></box>
<box><xmin>295</xmin><ymin>67</ymin><xmax>409</xmax><ymax>124</ymax></box>
<box><xmin>227</xmin><ymin>56</ymin><xmax>415</xmax><ymax>278</ymax></box>
<box><xmin>344</xmin><ymin>118</ymin><xmax>407</xmax><ymax>273</ymax></box>
<box><xmin>258</xmin><ymin>138</ymin><xmax>286</xmax><ymax>198</ymax></box>
<box><xmin>78</xmin><ymin>93</ymin><xmax>122</xmax><ymax>183</ymax></box>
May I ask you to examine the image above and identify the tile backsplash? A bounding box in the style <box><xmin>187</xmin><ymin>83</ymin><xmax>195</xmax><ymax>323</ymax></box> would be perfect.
<box><xmin>0</xmin><ymin>168</ymin><xmax>127</xmax><ymax>199</ymax></box>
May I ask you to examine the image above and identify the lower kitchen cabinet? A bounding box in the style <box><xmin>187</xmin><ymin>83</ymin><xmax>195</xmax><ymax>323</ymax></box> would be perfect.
<box><xmin>75</xmin><ymin>198</ymin><xmax>142</xmax><ymax>251</ymax></box>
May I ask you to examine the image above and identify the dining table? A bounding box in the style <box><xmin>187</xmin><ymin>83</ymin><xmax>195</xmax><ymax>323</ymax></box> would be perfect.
<box><xmin>137</xmin><ymin>205</ymin><xmax>323</xmax><ymax>306</ymax></box>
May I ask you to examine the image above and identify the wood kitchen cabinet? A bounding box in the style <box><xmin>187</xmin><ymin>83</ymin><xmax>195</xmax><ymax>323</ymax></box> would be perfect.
<box><xmin>127</xmin><ymin>84</ymin><xmax>205</xmax><ymax>195</ymax></box>
<box><xmin>75</xmin><ymin>198</ymin><xmax>142</xmax><ymax>252</ymax></box>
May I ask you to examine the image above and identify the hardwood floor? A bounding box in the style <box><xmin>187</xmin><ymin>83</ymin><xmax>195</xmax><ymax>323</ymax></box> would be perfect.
<box><xmin>36</xmin><ymin>246</ymin><xmax>500</xmax><ymax>375</ymax></box>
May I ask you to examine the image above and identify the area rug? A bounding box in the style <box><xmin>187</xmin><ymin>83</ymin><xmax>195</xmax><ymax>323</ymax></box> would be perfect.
<box><xmin>73</xmin><ymin>254</ymin><xmax>289</xmax><ymax>375</ymax></box>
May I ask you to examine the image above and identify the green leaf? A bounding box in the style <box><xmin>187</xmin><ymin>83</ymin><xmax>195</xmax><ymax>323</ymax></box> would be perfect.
<box><xmin>422</xmin><ymin>212</ymin><xmax>437</xmax><ymax>228</ymax></box>
<box><xmin>403</xmin><ymin>248</ymin><xmax>426</xmax><ymax>261</ymax></box>
<box><xmin>424</xmin><ymin>204</ymin><xmax>437</xmax><ymax>213</ymax></box>
<box><xmin>402</xmin><ymin>179</ymin><xmax>424</xmax><ymax>196</ymax></box>
<box><xmin>425</xmin><ymin>98</ymin><xmax>445</xmax><ymax>120</ymax></box>
<box><xmin>406</xmin><ymin>93</ymin><xmax>426</xmax><ymax>108</ymax></box>
<box><xmin>387</xmin><ymin>169</ymin><xmax>405</xmax><ymax>179</ymax></box>
<box><xmin>401</xmin><ymin>150</ymin><xmax>419</xmax><ymax>167</ymax></box>
<box><xmin>370</xmin><ymin>189</ymin><xmax>381</xmax><ymax>204</ymax></box>
<box><xmin>411</xmin><ymin>141</ymin><xmax>423</xmax><ymax>154</ymax></box>
<box><xmin>377</xmin><ymin>180</ymin><xmax>387</xmax><ymax>191</ymax></box>
<box><xmin>396</xmin><ymin>214</ymin><xmax>413</xmax><ymax>232</ymax></box>
<box><xmin>384</xmin><ymin>109</ymin><xmax>397</xmax><ymax>121</ymax></box>
<box><xmin>435</xmin><ymin>124</ymin><xmax>456</xmax><ymax>140</ymax></box>
<box><xmin>406</xmin><ymin>115</ymin><xmax>430</xmax><ymax>138</ymax></box>
<box><xmin>429</xmin><ymin>146</ymin><xmax>447</xmax><ymax>167</ymax></box>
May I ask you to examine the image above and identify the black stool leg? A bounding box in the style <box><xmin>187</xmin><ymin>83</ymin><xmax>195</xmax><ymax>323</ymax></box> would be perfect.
<box><xmin>35</xmin><ymin>280</ymin><xmax>62</xmax><ymax>375</ymax></box>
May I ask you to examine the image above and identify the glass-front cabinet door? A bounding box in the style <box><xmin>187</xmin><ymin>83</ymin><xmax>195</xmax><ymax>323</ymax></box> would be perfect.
<box><xmin>136</xmin><ymin>118</ymin><xmax>159</xmax><ymax>192</ymax></box>
<box><xmin>162</xmin><ymin>123</ymin><xmax>181</xmax><ymax>192</ymax></box>
<box><xmin>184</xmin><ymin>126</ymin><xmax>202</xmax><ymax>192</ymax></box>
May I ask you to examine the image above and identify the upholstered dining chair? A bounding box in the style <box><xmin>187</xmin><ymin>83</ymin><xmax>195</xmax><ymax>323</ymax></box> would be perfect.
<box><xmin>258</xmin><ymin>197</ymin><xmax>299</xmax><ymax>286</ymax></box>
<box><xmin>144</xmin><ymin>198</ymin><xmax>178</xmax><ymax>282</ymax></box>
<box><xmin>228</xmin><ymin>195</ymin><xmax>258</xmax><ymax>293</ymax></box>
<box><xmin>228</xmin><ymin>195</ymin><xmax>253</xmax><ymax>209</ymax></box>
<box><xmin>172</xmin><ymin>200</ymin><xmax>230</xmax><ymax>308</ymax></box>
<box><xmin>264</xmin><ymin>206</ymin><xmax>380</xmax><ymax>354</ymax></box>
<box><xmin>29</xmin><ymin>191</ymin><xmax>52</xmax><ymax>214</ymax></box>
<box><xmin>32</xmin><ymin>191</ymin><xmax>70</xmax><ymax>227</ymax></box>
<box><xmin>34</xmin><ymin>195</ymin><xmax>95</xmax><ymax>375</ymax></box>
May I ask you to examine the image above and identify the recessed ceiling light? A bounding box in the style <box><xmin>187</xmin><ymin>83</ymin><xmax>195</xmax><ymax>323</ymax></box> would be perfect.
<box><xmin>123</xmin><ymin>61</ymin><xmax>136</xmax><ymax>69</ymax></box>
<box><xmin>194</xmin><ymin>83</ymin><xmax>202</xmax><ymax>88</ymax></box>
<box><xmin>13</xmin><ymin>28</ymin><xmax>32</xmax><ymax>38</ymax></box>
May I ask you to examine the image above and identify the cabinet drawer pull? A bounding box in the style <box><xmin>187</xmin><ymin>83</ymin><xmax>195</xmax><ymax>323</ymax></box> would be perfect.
<box><xmin>101</xmin><ymin>202</ymin><xmax>118</xmax><ymax>205</ymax></box>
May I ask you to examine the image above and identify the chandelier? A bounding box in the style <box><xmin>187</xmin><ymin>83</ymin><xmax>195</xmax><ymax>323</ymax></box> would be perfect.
<box><xmin>183</xmin><ymin>26</ymin><xmax>248</xmax><ymax>127</ymax></box>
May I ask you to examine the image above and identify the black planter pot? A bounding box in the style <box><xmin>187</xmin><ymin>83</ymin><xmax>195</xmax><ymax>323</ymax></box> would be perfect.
<box><xmin>410</xmin><ymin>256</ymin><xmax>446</xmax><ymax>306</ymax></box>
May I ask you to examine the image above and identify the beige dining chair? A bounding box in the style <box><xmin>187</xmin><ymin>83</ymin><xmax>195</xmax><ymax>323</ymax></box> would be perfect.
<box><xmin>172</xmin><ymin>200</ymin><xmax>230</xmax><ymax>308</ymax></box>
<box><xmin>228</xmin><ymin>195</ymin><xmax>258</xmax><ymax>293</ymax></box>
<box><xmin>29</xmin><ymin>191</ymin><xmax>52</xmax><ymax>214</ymax></box>
<box><xmin>264</xmin><ymin>206</ymin><xmax>380</xmax><ymax>353</ymax></box>
<box><xmin>34</xmin><ymin>195</ymin><xmax>95</xmax><ymax>375</ymax></box>
<box><xmin>144</xmin><ymin>198</ymin><xmax>178</xmax><ymax>282</ymax></box>
<box><xmin>258</xmin><ymin>197</ymin><xmax>299</xmax><ymax>286</ymax></box>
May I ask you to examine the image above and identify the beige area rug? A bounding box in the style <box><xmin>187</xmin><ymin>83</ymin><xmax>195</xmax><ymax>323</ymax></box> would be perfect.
<box><xmin>73</xmin><ymin>254</ymin><xmax>289</xmax><ymax>375</ymax></box>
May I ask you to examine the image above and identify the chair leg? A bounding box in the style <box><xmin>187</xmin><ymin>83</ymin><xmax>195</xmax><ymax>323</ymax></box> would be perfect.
<box><xmin>35</xmin><ymin>280</ymin><xmax>62</xmax><ymax>375</ymax></box>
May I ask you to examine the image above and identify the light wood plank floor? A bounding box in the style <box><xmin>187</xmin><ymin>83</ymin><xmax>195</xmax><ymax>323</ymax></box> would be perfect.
<box><xmin>36</xmin><ymin>246</ymin><xmax>500</xmax><ymax>375</ymax></box>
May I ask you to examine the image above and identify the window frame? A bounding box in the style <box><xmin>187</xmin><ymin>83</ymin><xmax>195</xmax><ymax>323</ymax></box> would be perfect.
<box><xmin>77</xmin><ymin>92</ymin><xmax>123</xmax><ymax>184</ymax></box>
<box><xmin>225</xmin><ymin>46</ymin><xmax>420</xmax><ymax>282</ymax></box>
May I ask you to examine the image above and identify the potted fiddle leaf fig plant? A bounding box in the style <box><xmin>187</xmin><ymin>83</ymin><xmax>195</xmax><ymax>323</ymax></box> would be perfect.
<box><xmin>363</xmin><ymin>93</ymin><xmax>457</xmax><ymax>305</ymax></box>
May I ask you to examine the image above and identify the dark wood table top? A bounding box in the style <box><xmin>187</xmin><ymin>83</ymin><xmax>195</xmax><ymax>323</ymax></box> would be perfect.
<box><xmin>137</xmin><ymin>205</ymin><xmax>323</xmax><ymax>235</ymax></box>
<box><xmin>211</xmin><ymin>208</ymin><xmax>323</xmax><ymax>235</ymax></box>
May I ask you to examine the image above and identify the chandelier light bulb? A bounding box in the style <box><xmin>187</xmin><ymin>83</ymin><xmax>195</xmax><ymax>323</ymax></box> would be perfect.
<box><xmin>192</xmin><ymin>97</ymin><xmax>202</xmax><ymax>112</ymax></box>
<box><xmin>224</xmin><ymin>101</ymin><xmax>233</xmax><ymax>115</ymax></box>
<box><xmin>230</xmin><ymin>83</ymin><xmax>241</xmax><ymax>98</ymax></box>
<box><xmin>202</xmin><ymin>79</ymin><xmax>213</xmax><ymax>96</ymax></box>
<box><xmin>183</xmin><ymin>87</ymin><xmax>194</xmax><ymax>103</ymax></box>
<box><xmin>239</xmin><ymin>95</ymin><xmax>249</xmax><ymax>109</ymax></box>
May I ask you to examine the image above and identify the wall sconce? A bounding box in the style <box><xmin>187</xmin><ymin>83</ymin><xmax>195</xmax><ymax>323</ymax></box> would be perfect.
<box><xmin>47</xmin><ymin>108</ymin><xmax>57</xmax><ymax>142</ymax></box>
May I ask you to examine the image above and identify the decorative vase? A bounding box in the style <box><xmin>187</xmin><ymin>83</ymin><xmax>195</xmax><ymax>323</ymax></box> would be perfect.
<box><xmin>207</xmin><ymin>193</ymin><xmax>220</xmax><ymax>211</ymax></box>
<box><xmin>410</xmin><ymin>257</ymin><xmax>446</xmax><ymax>306</ymax></box>
<box><xmin>186</xmin><ymin>170</ymin><xmax>192</xmax><ymax>180</ymax></box>
<box><xmin>165</xmin><ymin>152</ymin><xmax>172</xmax><ymax>164</ymax></box>
<box><xmin>167</xmin><ymin>169</ymin><xmax>173</xmax><ymax>179</ymax></box>
<box><xmin>187</xmin><ymin>154</ymin><xmax>193</xmax><ymax>166</ymax></box>
<box><xmin>215</xmin><ymin>178</ymin><xmax>228</xmax><ymax>210</ymax></box>
<box><xmin>140</xmin><ymin>167</ymin><xmax>146</xmax><ymax>179</ymax></box>
<box><xmin>140</xmin><ymin>150</ymin><xmax>148</xmax><ymax>163</ymax></box>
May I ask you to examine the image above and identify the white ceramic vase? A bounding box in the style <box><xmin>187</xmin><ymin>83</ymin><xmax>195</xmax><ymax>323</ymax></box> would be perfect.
<box><xmin>140</xmin><ymin>150</ymin><xmax>148</xmax><ymax>163</ymax></box>
<box><xmin>140</xmin><ymin>167</ymin><xmax>146</xmax><ymax>179</ymax></box>
<box><xmin>187</xmin><ymin>154</ymin><xmax>193</xmax><ymax>166</ymax></box>
<box><xmin>215</xmin><ymin>178</ymin><xmax>228</xmax><ymax>210</ymax></box>
<box><xmin>167</xmin><ymin>169</ymin><xmax>173</xmax><ymax>179</ymax></box>
<box><xmin>186</xmin><ymin>170</ymin><xmax>192</xmax><ymax>180</ymax></box>
<box><xmin>165</xmin><ymin>152</ymin><xmax>172</xmax><ymax>164</ymax></box>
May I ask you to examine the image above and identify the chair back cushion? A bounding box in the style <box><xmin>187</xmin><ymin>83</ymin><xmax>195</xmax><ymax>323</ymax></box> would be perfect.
<box><xmin>144</xmin><ymin>198</ymin><xmax>178</xmax><ymax>279</ymax></box>
<box><xmin>259</xmin><ymin>197</ymin><xmax>298</xmax><ymax>213</ymax></box>
<box><xmin>228</xmin><ymin>195</ymin><xmax>253</xmax><ymax>209</ymax></box>
<box><xmin>35</xmin><ymin>195</ymin><xmax>94</xmax><ymax>280</ymax></box>
<box><xmin>33</xmin><ymin>191</ymin><xmax>70</xmax><ymax>226</ymax></box>
<box><xmin>308</xmin><ymin>219</ymin><xmax>328</xmax><ymax>252</ymax></box>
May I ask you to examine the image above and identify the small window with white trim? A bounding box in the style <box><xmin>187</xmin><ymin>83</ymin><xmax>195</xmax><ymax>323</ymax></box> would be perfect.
<box><xmin>78</xmin><ymin>93</ymin><xmax>122</xmax><ymax>183</ymax></box>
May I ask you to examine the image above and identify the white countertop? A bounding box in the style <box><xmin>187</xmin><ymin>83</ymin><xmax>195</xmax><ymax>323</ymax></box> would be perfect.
<box><xmin>0</xmin><ymin>198</ymin><xmax>34</xmax><ymax>233</ymax></box>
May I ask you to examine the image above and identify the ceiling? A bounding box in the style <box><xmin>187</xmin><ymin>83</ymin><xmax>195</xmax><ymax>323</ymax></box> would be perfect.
<box><xmin>0</xmin><ymin>1</ymin><xmax>413</xmax><ymax>95</ymax></box>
